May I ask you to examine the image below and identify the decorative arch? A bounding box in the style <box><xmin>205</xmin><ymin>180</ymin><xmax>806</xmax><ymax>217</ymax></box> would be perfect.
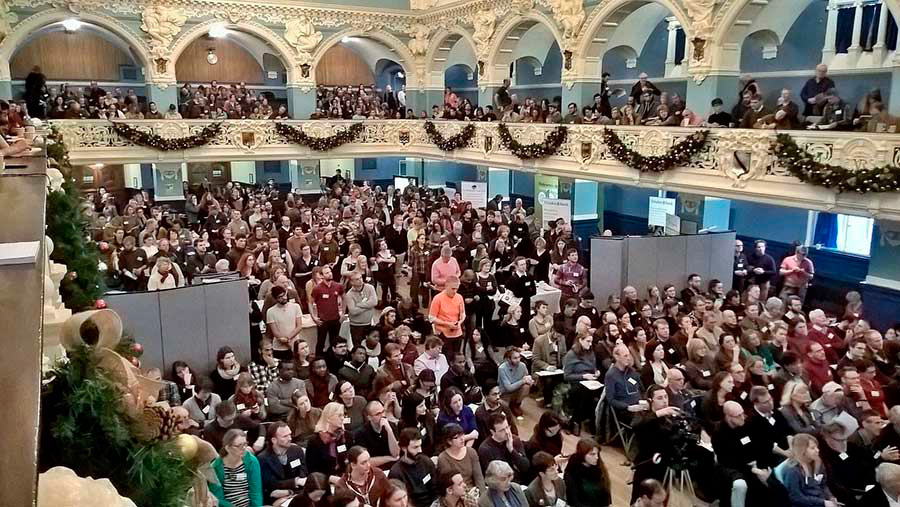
<box><xmin>312</xmin><ymin>29</ymin><xmax>419</xmax><ymax>88</ymax></box>
<box><xmin>602</xmin><ymin>45</ymin><xmax>640</xmax><ymax>71</ymax></box>
<box><xmin>170</xmin><ymin>20</ymin><xmax>297</xmax><ymax>84</ymax></box>
<box><xmin>573</xmin><ymin>0</ymin><xmax>691</xmax><ymax>77</ymax></box>
<box><xmin>0</xmin><ymin>8</ymin><xmax>152</xmax><ymax>81</ymax></box>
<box><xmin>425</xmin><ymin>27</ymin><xmax>478</xmax><ymax>76</ymax></box>
<box><xmin>483</xmin><ymin>11</ymin><xmax>564</xmax><ymax>84</ymax></box>
<box><xmin>715</xmin><ymin>0</ymin><xmax>814</xmax><ymax>57</ymax></box>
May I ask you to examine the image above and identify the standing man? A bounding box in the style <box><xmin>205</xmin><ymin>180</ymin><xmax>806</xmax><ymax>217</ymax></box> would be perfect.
<box><xmin>779</xmin><ymin>245</ymin><xmax>815</xmax><ymax>303</ymax></box>
<box><xmin>344</xmin><ymin>272</ymin><xmax>377</xmax><ymax>346</ymax></box>
<box><xmin>266</xmin><ymin>286</ymin><xmax>304</xmax><ymax>361</ymax></box>
<box><xmin>733</xmin><ymin>239</ymin><xmax>749</xmax><ymax>292</ymax></box>
<box><xmin>800</xmin><ymin>64</ymin><xmax>835</xmax><ymax>116</ymax></box>
<box><xmin>310</xmin><ymin>265</ymin><xmax>345</xmax><ymax>356</ymax></box>
<box><xmin>747</xmin><ymin>240</ymin><xmax>776</xmax><ymax>298</ymax></box>
<box><xmin>431</xmin><ymin>246</ymin><xmax>461</xmax><ymax>293</ymax></box>
<box><xmin>553</xmin><ymin>248</ymin><xmax>587</xmax><ymax>300</ymax></box>
<box><xmin>429</xmin><ymin>275</ymin><xmax>466</xmax><ymax>355</ymax></box>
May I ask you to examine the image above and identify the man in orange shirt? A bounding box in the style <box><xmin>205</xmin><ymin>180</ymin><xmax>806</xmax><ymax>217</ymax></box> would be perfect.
<box><xmin>429</xmin><ymin>275</ymin><xmax>465</xmax><ymax>355</ymax></box>
<box><xmin>779</xmin><ymin>245</ymin><xmax>815</xmax><ymax>303</ymax></box>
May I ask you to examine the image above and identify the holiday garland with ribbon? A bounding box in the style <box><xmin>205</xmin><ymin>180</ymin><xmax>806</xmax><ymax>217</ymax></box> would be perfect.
<box><xmin>111</xmin><ymin>122</ymin><xmax>222</xmax><ymax>151</ymax></box>
<box><xmin>497</xmin><ymin>123</ymin><xmax>568</xmax><ymax>159</ymax></box>
<box><xmin>275</xmin><ymin>122</ymin><xmax>365</xmax><ymax>150</ymax></box>
<box><xmin>603</xmin><ymin>128</ymin><xmax>709</xmax><ymax>172</ymax></box>
<box><xmin>772</xmin><ymin>133</ymin><xmax>900</xmax><ymax>193</ymax></box>
<box><xmin>424</xmin><ymin>121</ymin><xmax>476</xmax><ymax>151</ymax></box>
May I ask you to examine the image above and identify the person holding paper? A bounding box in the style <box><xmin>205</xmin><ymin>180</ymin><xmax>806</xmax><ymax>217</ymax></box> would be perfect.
<box><xmin>429</xmin><ymin>276</ymin><xmax>466</xmax><ymax>354</ymax></box>
<box><xmin>604</xmin><ymin>344</ymin><xmax>647</xmax><ymax>426</ymax></box>
<box><xmin>563</xmin><ymin>328</ymin><xmax>602</xmax><ymax>435</ymax></box>
<box><xmin>552</xmin><ymin>249</ymin><xmax>587</xmax><ymax>300</ymax></box>
<box><xmin>533</xmin><ymin>330</ymin><xmax>565</xmax><ymax>403</ymax></box>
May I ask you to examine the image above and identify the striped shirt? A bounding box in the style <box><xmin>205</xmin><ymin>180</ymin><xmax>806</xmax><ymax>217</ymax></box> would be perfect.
<box><xmin>222</xmin><ymin>462</ymin><xmax>251</xmax><ymax>507</ymax></box>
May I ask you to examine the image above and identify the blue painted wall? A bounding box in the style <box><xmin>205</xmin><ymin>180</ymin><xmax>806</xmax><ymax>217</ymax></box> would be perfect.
<box><xmin>513</xmin><ymin>41</ymin><xmax>563</xmax><ymax>103</ymax></box>
<box><xmin>445</xmin><ymin>64</ymin><xmax>478</xmax><ymax>106</ymax></box>
<box><xmin>601</xmin><ymin>19</ymin><xmax>669</xmax><ymax>80</ymax></box>
<box><xmin>740</xmin><ymin>2</ymin><xmax>826</xmax><ymax>73</ymax></box>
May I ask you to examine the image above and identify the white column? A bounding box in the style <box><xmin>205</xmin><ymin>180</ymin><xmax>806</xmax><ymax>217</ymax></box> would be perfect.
<box><xmin>665</xmin><ymin>16</ymin><xmax>680</xmax><ymax>76</ymax></box>
<box><xmin>873</xmin><ymin>0</ymin><xmax>890</xmax><ymax>60</ymax></box>
<box><xmin>822</xmin><ymin>0</ymin><xmax>839</xmax><ymax>61</ymax></box>
<box><xmin>848</xmin><ymin>1</ymin><xmax>865</xmax><ymax>56</ymax></box>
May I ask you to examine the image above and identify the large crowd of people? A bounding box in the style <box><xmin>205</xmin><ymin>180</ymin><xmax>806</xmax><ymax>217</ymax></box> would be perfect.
<box><xmin>77</xmin><ymin>167</ymin><xmax>900</xmax><ymax>507</ymax></box>
<box><xmin>22</xmin><ymin>63</ymin><xmax>891</xmax><ymax>133</ymax></box>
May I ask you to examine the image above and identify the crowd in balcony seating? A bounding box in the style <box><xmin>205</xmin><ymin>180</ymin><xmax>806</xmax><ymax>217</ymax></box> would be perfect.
<box><xmin>178</xmin><ymin>81</ymin><xmax>290</xmax><ymax>120</ymax></box>
<box><xmin>76</xmin><ymin>165</ymin><xmax>900</xmax><ymax>506</ymax></box>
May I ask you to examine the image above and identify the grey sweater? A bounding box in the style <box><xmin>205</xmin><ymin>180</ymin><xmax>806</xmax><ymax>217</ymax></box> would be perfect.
<box><xmin>266</xmin><ymin>378</ymin><xmax>306</xmax><ymax>417</ymax></box>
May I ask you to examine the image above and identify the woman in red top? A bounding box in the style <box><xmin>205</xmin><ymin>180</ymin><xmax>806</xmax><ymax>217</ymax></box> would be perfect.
<box><xmin>338</xmin><ymin>446</ymin><xmax>390</xmax><ymax>507</ymax></box>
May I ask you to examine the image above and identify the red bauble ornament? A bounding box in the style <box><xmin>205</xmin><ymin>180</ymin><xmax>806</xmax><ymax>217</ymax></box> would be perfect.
<box><xmin>94</xmin><ymin>299</ymin><xmax>107</xmax><ymax>309</ymax></box>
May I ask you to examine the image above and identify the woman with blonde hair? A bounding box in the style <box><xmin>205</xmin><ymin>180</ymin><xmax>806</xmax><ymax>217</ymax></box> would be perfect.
<box><xmin>305</xmin><ymin>402</ymin><xmax>349</xmax><ymax>481</ymax></box>
<box><xmin>779</xmin><ymin>379</ymin><xmax>816</xmax><ymax>433</ymax></box>
<box><xmin>480</xmin><ymin>460</ymin><xmax>528</xmax><ymax>507</ymax></box>
<box><xmin>782</xmin><ymin>433</ymin><xmax>840</xmax><ymax>507</ymax></box>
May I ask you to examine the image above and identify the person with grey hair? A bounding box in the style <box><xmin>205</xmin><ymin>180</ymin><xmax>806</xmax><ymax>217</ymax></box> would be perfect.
<box><xmin>780</xmin><ymin>244</ymin><xmax>815</xmax><ymax>303</ymax></box>
<box><xmin>479</xmin><ymin>460</ymin><xmax>527</xmax><ymax>507</ymax></box>
<box><xmin>759</xmin><ymin>297</ymin><xmax>785</xmax><ymax>327</ymax></box>
<box><xmin>862</xmin><ymin>462</ymin><xmax>900</xmax><ymax>505</ymax></box>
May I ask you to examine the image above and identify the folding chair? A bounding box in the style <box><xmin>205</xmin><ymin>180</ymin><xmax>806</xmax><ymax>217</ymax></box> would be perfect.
<box><xmin>595</xmin><ymin>386</ymin><xmax>636</xmax><ymax>463</ymax></box>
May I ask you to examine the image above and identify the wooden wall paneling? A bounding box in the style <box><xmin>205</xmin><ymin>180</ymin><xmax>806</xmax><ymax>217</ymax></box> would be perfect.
<box><xmin>175</xmin><ymin>38</ymin><xmax>264</xmax><ymax>84</ymax></box>
<box><xmin>315</xmin><ymin>44</ymin><xmax>374</xmax><ymax>86</ymax></box>
<box><xmin>11</xmin><ymin>31</ymin><xmax>134</xmax><ymax>81</ymax></box>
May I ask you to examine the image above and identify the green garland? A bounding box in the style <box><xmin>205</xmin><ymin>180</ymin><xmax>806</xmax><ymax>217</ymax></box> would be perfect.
<box><xmin>424</xmin><ymin>121</ymin><xmax>476</xmax><ymax>151</ymax></box>
<box><xmin>41</xmin><ymin>345</ymin><xmax>194</xmax><ymax>507</ymax></box>
<box><xmin>497</xmin><ymin>123</ymin><xmax>568</xmax><ymax>159</ymax></box>
<box><xmin>47</xmin><ymin>128</ymin><xmax>106</xmax><ymax>311</ymax></box>
<box><xmin>603</xmin><ymin>128</ymin><xmax>709</xmax><ymax>172</ymax></box>
<box><xmin>111</xmin><ymin>121</ymin><xmax>222</xmax><ymax>151</ymax></box>
<box><xmin>275</xmin><ymin>122</ymin><xmax>364</xmax><ymax>150</ymax></box>
<box><xmin>772</xmin><ymin>133</ymin><xmax>900</xmax><ymax>193</ymax></box>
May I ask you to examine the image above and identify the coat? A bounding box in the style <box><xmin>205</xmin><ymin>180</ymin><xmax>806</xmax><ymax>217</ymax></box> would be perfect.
<box><xmin>210</xmin><ymin>451</ymin><xmax>264</xmax><ymax>507</ymax></box>
<box><xmin>523</xmin><ymin>477</ymin><xmax>566</xmax><ymax>507</ymax></box>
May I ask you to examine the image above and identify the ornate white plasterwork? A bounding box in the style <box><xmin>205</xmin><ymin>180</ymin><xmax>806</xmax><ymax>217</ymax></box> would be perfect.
<box><xmin>408</xmin><ymin>22</ymin><xmax>430</xmax><ymax>56</ymax></box>
<box><xmin>471</xmin><ymin>8</ymin><xmax>496</xmax><ymax>62</ymax></box>
<box><xmin>140</xmin><ymin>4</ymin><xmax>187</xmax><ymax>60</ymax></box>
<box><xmin>284</xmin><ymin>15</ymin><xmax>323</xmax><ymax>64</ymax></box>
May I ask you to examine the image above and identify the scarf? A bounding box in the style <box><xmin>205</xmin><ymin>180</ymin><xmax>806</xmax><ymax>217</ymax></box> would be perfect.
<box><xmin>234</xmin><ymin>389</ymin><xmax>258</xmax><ymax>410</ymax></box>
<box><xmin>218</xmin><ymin>362</ymin><xmax>241</xmax><ymax>380</ymax></box>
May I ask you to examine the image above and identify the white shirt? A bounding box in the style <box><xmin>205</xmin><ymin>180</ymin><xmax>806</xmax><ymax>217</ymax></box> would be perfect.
<box><xmin>266</xmin><ymin>302</ymin><xmax>304</xmax><ymax>351</ymax></box>
<box><xmin>885</xmin><ymin>489</ymin><xmax>900</xmax><ymax>507</ymax></box>
<box><xmin>397</xmin><ymin>90</ymin><xmax>406</xmax><ymax>107</ymax></box>
<box><xmin>413</xmin><ymin>352</ymin><xmax>449</xmax><ymax>386</ymax></box>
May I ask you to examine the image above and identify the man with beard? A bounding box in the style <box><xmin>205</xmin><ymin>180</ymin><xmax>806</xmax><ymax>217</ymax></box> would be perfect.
<box><xmin>389</xmin><ymin>428</ymin><xmax>438</xmax><ymax>507</ymax></box>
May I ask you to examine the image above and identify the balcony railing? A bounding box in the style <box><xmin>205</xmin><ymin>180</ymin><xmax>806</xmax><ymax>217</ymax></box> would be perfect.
<box><xmin>51</xmin><ymin>119</ymin><xmax>900</xmax><ymax>220</ymax></box>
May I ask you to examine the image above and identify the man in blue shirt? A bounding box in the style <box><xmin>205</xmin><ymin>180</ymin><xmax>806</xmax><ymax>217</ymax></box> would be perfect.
<box><xmin>604</xmin><ymin>344</ymin><xmax>647</xmax><ymax>424</ymax></box>
<box><xmin>498</xmin><ymin>347</ymin><xmax>535</xmax><ymax>418</ymax></box>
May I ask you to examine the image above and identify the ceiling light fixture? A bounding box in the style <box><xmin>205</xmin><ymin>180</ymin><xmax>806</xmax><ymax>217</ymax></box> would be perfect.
<box><xmin>62</xmin><ymin>18</ymin><xmax>82</xmax><ymax>31</ymax></box>
<box><xmin>341</xmin><ymin>36</ymin><xmax>351</xmax><ymax>43</ymax></box>
<box><xmin>396</xmin><ymin>71</ymin><xmax>405</xmax><ymax>78</ymax></box>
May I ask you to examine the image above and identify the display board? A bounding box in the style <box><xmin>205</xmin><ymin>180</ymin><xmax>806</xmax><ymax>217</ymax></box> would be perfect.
<box><xmin>542</xmin><ymin>198</ymin><xmax>572</xmax><ymax>226</ymax></box>
<box><xmin>589</xmin><ymin>232</ymin><xmax>735</xmax><ymax>305</ymax></box>
<box><xmin>461</xmin><ymin>180</ymin><xmax>487</xmax><ymax>208</ymax></box>
<box><xmin>104</xmin><ymin>278</ymin><xmax>251</xmax><ymax>374</ymax></box>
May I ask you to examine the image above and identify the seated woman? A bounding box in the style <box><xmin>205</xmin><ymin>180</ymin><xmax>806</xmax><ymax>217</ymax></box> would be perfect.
<box><xmin>337</xmin><ymin>446</ymin><xmax>390</xmax><ymax>507</ymax></box>
<box><xmin>682</xmin><ymin>338</ymin><xmax>716</xmax><ymax>391</ymax></box>
<box><xmin>779</xmin><ymin>379</ymin><xmax>816</xmax><ymax>434</ymax></box>
<box><xmin>562</xmin><ymin>328</ymin><xmax>602</xmax><ymax>436</ymax></box>
<box><xmin>335</xmin><ymin>380</ymin><xmax>367</xmax><ymax>433</ymax></box>
<box><xmin>562</xmin><ymin>438</ymin><xmax>612</xmax><ymax>507</ymax></box>
<box><xmin>639</xmin><ymin>342</ymin><xmax>670</xmax><ymax>389</ymax></box>
<box><xmin>231</xmin><ymin>372</ymin><xmax>267</xmax><ymax>422</ymax></box>
<box><xmin>287</xmin><ymin>391</ymin><xmax>321</xmax><ymax>447</ymax></box>
<box><xmin>210</xmin><ymin>346</ymin><xmax>244</xmax><ymax>399</ymax></box>
<box><xmin>524</xmin><ymin>412</ymin><xmax>564</xmax><ymax>461</ymax></box>
<box><xmin>288</xmin><ymin>472</ymin><xmax>331</xmax><ymax>507</ymax></box>
<box><xmin>714</xmin><ymin>334</ymin><xmax>745</xmax><ymax>373</ymax></box>
<box><xmin>480</xmin><ymin>460</ymin><xmax>528</xmax><ymax>507</ymax></box>
<box><xmin>781</xmin><ymin>433</ymin><xmax>840</xmax><ymax>507</ymax></box>
<box><xmin>524</xmin><ymin>451</ymin><xmax>566</xmax><ymax>507</ymax></box>
<box><xmin>464</xmin><ymin>328</ymin><xmax>498</xmax><ymax>388</ymax></box>
<box><xmin>436</xmin><ymin>387</ymin><xmax>479</xmax><ymax>446</ymax></box>
<box><xmin>209</xmin><ymin>428</ymin><xmax>264</xmax><ymax>507</ymax></box>
<box><xmin>305</xmin><ymin>402</ymin><xmax>350</xmax><ymax>481</ymax></box>
<box><xmin>437</xmin><ymin>423</ymin><xmax>487</xmax><ymax>495</ymax></box>
<box><xmin>700</xmin><ymin>371</ymin><xmax>734</xmax><ymax>427</ymax></box>
<box><xmin>399</xmin><ymin>391</ymin><xmax>437</xmax><ymax>455</ymax></box>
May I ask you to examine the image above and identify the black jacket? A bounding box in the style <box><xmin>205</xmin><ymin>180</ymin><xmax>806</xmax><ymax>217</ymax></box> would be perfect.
<box><xmin>257</xmin><ymin>445</ymin><xmax>308</xmax><ymax>501</ymax></box>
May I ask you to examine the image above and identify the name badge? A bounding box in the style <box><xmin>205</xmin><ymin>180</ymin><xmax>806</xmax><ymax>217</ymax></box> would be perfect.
<box><xmin>337</xmin><ymin>444</ymin><xmax>347</xmax><ymax>453</ymax></box>
<box><xmin>740</xmin><ymin>436</ymin><xmax>751</xmax><ymax>445</ymax></box>
<box><xmin>487</xmin><ymin>283</ymin><xmax>493</xmax><ymax>289</ymax></box>
<box><xmin>264</xmin><ymin>398</ymin><xmax>269</xmax><ymax>406</ymax></box>
<box><xmin>476</xmin><ymin>346</ymin><xmax>484</xmax><ymax>353</ymax></box>
<box><xmin>740</xmin><ymin>391</ymin><xmax>748</xmax><ymax>400</ymax></box>
<box><xmin>526</xmin><ymin>281</ymin><xmax>532</xmax><ymax>286</ymax></box>
<box><xmin>627</xmin><ymin>378</ymin><xmax>637</xmax><ymax>385</ymax></box>
<box><xmin>291</xmin><ymin>459</ymin><xmax>302</xmax><ymax>469</ymax></box>
<box><xmin>825</xmin><ymin>343</ymin><xmax>832</xmax><ymax>348</ymax></box>
<box><xmin>814</xmin><ymin>474</ymin><xmax>823</xmax><ymax>482</ymax></box>
<box><xmin>323</xmin><ymin>247</ymin><xmax>329</xmax><ymax>251</ymax></box>
<box><xmin>827</xmin><ymin>333</ymin><xmax>834</xmax><ymax>339</ymax></box>
<box><xmin>767</xmin><ymin>417</ymin><xmax>776</xmax><ymax>426</ymax></box>
<box><xmin>329</xmin><ymin>392</ymin><xmax>334</xmax><ymax>400</ymax></box>
<box><xmin>767</xmin><ymin>384</ymin><xmax>775</xmax><ymax>391</ymax></box>
<box><xmin>630</xmin><ymin>312</ymin><xmax>637</xmax><ymax>317</ymax></box>
<box><xmin>519</xmin><ymin>328</ymin><xmax>525</xmax><ymax>334</ymax></box>
<box><xmin>873</xmin><ymin>391</ymin><xmax>881</xmax><ymax>397</ymax></box>
<box><xmin>839</xmin><ymin>452</ymin><xmax>848</xmax><ymax>460</ymax></box>
<box><xmin>236</xmin><ymin>472</ymin><xmax>247</xmax><ymax>481</ymax></box>
<box><xmin>343</xmin><ymin>417</ymin><xmax>352</xmax><ymax>425</ymax></box>
<box><xmin>422</xmin><ymin>474</ymin><xmax>431</xmax><ymax>484</ymax></box>
<box><xmin>737</xmin><ymin>263</ymin><xmax>744</xmax><ymax>268</ymax></box>
<box><xmin>668</xmin><ymin>348</ymin><xmax>676</xmax><ymax>355</ymax></box>
<box><xmin>322</xmin><ymin>294</ymin><xmax>329</xmax><ymax>299</ymax></box>
<box><xmin>236</xmin><ymin>403</ymin><xmax>246</xmax><ymax>410</ymax></box>
<box><xmin>690</xmin><ymin>400</ymin><xmax>696</xmax><ymax>407</ymax></box>
<box><xmin>761</xmin><ymin>326</ymin><xmax>768</xmax><ymax>333</ymax></box>
<box><xmin>202</xmin><ymin>405</ymin><xmax>210</xmax><ymax>414</ymax></box>
<box><xmin>702</xmin><ymin>370</ymin><xmax>711</xmax><ymax>377</ymax></box>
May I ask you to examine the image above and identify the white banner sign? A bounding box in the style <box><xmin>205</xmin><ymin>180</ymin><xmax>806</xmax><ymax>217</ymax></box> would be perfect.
<box><xmin>461</xmin><ymin>180</ymin><xmax>487</xmax><ymax>208</ymax></box>
<box><xmin>542</xmin><ymin>198</ymin><xmax>572</xmax><ymax>226</ymax></box>
<box><xmin>648</xmin><ymin>197</ymin><xmax>676</xmax><ymax>227</ymax></box>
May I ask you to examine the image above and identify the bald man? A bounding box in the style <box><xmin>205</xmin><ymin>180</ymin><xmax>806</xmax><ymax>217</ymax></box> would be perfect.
<box><xmin>603</xmin><ymin>343</ymin><xmax>647</xmax><ymax>424</ymax></box>
<box><xmin>664</xmin><ymin>367</ymin><xmax>694</xmax><ymax>416</ymax></box>
<box><xmin>711</xmin><ymin>401</ymin><xmax>773</xmax><ymax>507</ymax></box>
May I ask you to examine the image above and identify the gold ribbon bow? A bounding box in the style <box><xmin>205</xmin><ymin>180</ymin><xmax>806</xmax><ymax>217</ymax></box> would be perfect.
<box><xmin>60</xmin><ymin>309</ymin><xmax>164</xmax><ymax>417</ymax></box>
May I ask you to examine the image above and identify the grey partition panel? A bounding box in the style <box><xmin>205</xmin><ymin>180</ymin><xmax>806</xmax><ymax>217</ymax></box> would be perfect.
<box><xmin>204</xmin><ymin>279</ymin><xmax>252</xmax><ymax>370</ymax></box>
<box><xmin>625</xmin><ymin>237</ymin><xmax>660</xmax><ymax>297</ymax></box>
<box><xmin>657</xmin><ymin>236</ymin><xmax>687</xmax><ymax>289</ymax></box>
<box><xmin>685</xmin><ymin>235</ymin><xmax>712</xmax><ymax>282</ymax></box>
<box><xmin>590</xmin><ymin>238</ymin><xmax>626</xmax><ymax>305</ymax></box>
<box><xmin>159</xmin><ymin>286</ymin><xmax>210</xmax><ymax>372</ymax></box>
<box><xmin>106</xmin><ymin>292</ymin><xmax>164</xmax><ymax>371</ymax></box>
<box><xmin>710</xmin><ymin>232</ymin><xmax>737</xmax><ymax>292</ymax></box>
